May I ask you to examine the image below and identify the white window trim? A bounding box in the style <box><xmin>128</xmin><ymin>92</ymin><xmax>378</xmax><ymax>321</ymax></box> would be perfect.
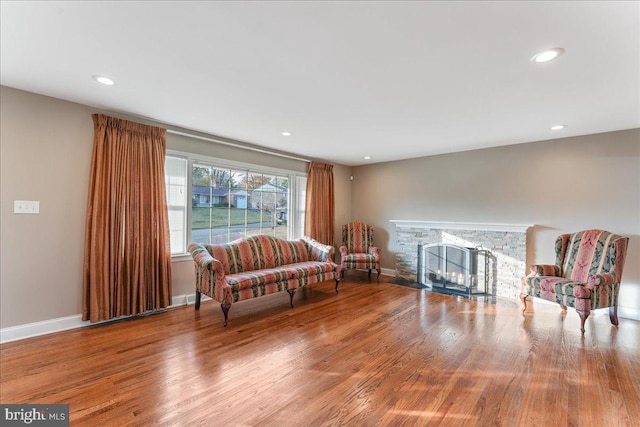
<box><xmin>165</xmin><ymin>153</ymin><xmax>189</xmax><ymax>258</ymax></box>
<box><xmin>166</xmin><ymin>149</ymin><xmax>307</xmax><ymax>259</ymax></box>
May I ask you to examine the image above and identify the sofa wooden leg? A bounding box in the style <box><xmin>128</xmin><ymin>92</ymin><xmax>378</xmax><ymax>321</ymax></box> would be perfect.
<box><xmin>609</xmin><ymin>306</ymin><xmax>619</xmax><ymax>326</ymax></box>
<box><xmin>368</xmin><ymin>269</ymin><xmax>372</xmax><ymax>278</ymax></box>
<box><xmin>287</xmin><ymin>289</ymin><xmax>297</xmax><ymax>308</ymax></box>
<box><xmin>377</xmin><ymin>269</ymin><xmax>381</xmax><ymax>280</ymax></box>
<box><xmin>577</xmin><ymin>309</ymin><xmax>590</xmax><ymax>335</ymax></box>
<box><xmin>221</xmin><ymin>303</ymin><xmax>231</xmax><ymax>327</ymax></box>
<box><xmin>335</xmin><ymin>278</ymin><xmax>340</xmax><ymax>293</ymax></box>
<box><xmin>195</xmin><ymin>290</ymin><xmax>201</xmax><ymax>310</ymax></box>
<box><xmin>519</xmin><ymin>293</ymin><xmax>528</xmax><ymax>313</ymax></box>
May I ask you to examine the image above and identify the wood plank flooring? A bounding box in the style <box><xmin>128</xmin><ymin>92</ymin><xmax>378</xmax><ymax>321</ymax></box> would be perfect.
<box><xmin>1</xmin><ymin>272</ymin><xmax>639</xmax><ymax>426</ymax></box>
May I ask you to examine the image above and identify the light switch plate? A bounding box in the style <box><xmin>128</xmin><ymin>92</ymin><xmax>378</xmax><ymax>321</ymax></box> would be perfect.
<box><xmin>14</xmin><ymin>200</ymin><xmax>40</xmax><ymax>214</ymax></box>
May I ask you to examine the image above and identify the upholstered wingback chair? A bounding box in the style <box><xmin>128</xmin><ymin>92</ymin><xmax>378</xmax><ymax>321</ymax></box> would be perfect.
<box><xmin>521</xmin><ymin>229</ymin><xmax>628</xmax><ymax>335</ymax></box>
<box><xmin>339</xmin><ymin>221</ymin><xmax>381</xmax><ymax>279</ymax></box>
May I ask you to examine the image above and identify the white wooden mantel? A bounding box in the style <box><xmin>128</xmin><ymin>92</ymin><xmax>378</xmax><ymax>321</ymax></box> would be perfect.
<box><xmin>389</xmin><ymin>220</ymin><xmax>533</xmax><ymax>233</ymax></box>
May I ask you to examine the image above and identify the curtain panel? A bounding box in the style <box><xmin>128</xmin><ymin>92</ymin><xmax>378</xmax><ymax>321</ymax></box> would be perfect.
<box><xmin>83</xmin><ymin>114</ymin><xmax>172</xmax><ymax>322</ymax></box>
<box><xmin>304</xmin><ymin>161</ymin><xmax>335</xmax><ymax>246</ymax></box>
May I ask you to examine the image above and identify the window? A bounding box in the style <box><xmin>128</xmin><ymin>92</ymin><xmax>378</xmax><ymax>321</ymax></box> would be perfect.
<box><xmin>295</xmin><ymin>175</ymin><xmax>307</xmax><ymax>239</ymax></box>
<box><xmin>165</xmin><ymin>151</ymin><xmax>306</xmax><ymax>254</ymax></box>
<box><xmin>191</xmin><ymin>164</ymin><xmax>291</xmax><ymax>244</ymax></box>
<box><xmin>164</xmin><ymin>155</ymin><xmax>188</xmax><ymax>255</ymax></box>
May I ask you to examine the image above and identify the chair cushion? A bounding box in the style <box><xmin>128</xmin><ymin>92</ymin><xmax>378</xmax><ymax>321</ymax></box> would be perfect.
<box><xmin>343</xmin><ymin>253</ymin><xmax>377</xmax><ymax>269</ymax></box>
<box><xmin>226</xmin><ymin>266</ymin><xmax>299</xmax><ymax>290</ymax></box>
<box><xmin>288</xmin><ymin>261</ymin><xmax>338</xmax><ymax>278</ymax></box>
<box><xmin>225</xmin><ymin>261</ymin><xmax>337</xmax><ymax>290</ymax></box>
<box><xmin>524</xmin><ymin>276</ymin><xmax>585</xmax><ymax>297</ymax></box>
<box><xmin>523</xmin><ymin>275</ymin><xmax>585</xmax><ymax>307</ymax></box>
<box><xmin>524</xmin><ymin>274</ymin><xmax>619</xmax><ymax>309</ymax></box>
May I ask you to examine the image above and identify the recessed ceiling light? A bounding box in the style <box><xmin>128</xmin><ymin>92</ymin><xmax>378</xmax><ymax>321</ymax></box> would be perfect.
<box><xmin>281</xmin><ymin>131</ymin><xmax>292</xmax><ymax>136</ymax></box>
<box><xmin>531</xmin><ymin>48</ymin><xmax>565</xmax><ymax>63</ymax></box>
<box><xmin>92</xmin><ymin>75</ymin><xmax>115</xmax><ymax>86</ymax></box>
<box><xmin>364</xmin><ymin>156</ymin><xmax>372</xmax><ymax>160</ymax></box>
<box><xmin>550</xmin><ymin>125</ymin><xmax>566</xmax><ymax>130</ymax></box>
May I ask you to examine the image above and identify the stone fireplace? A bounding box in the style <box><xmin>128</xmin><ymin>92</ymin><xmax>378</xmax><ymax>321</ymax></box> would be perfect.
<box><xmin>390</xmin><ymin>221</ymin><xmax>532</xmax><ymax>300</ymax></box>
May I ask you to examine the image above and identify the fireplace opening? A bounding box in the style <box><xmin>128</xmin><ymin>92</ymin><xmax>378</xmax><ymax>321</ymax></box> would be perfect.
<box><xmin>417</xmin><ymin>243</ymin><xmax>489</xmax><ymax>297</ymax></box>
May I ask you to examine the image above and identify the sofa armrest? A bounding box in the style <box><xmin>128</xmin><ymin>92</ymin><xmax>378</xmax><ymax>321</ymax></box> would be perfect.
<box><xmin>528</xmin><ymin>264</ymin><xmax>561</xmax><ymax>277</ymax></box>
<box><xmin>188</xmin><ymin>243</ymin><xmax>213</xmax><ymax>268</ymax></box>
<box><xmin>586</xmin><ymin>273</ymin><xmax>616</xmax><ymax>289</ymax></box>
<box><xmin>302</xmin><ymin>236</ymin><xmax>336</xmax><ymax>263</ymax></box>
<box><xmin>187</xmin><ymin>243</ymin><xmax>226</xmax><ymax>281</ymax></box>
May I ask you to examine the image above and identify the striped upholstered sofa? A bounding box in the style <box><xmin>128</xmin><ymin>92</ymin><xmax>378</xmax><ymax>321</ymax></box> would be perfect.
<box><xmin>521</xmin><ymin>229</ymin><xmax>628</xmax><ymax>335</ymax></box>
<box><xmin>188</xmin><ymin>235</ymin><xmax>340</xmax><ymax>326</ymax></box>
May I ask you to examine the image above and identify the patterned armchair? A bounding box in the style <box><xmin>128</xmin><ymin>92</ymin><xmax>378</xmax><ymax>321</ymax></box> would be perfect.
<box><xmin>339</xmin><ymin>221</ymin><xmax>381</xmax><ymax>279</ymax></box>
<box><xmin>521</xmin><ymin>229</ymin><xmax>628</xmax><ymax>335</ymax></box>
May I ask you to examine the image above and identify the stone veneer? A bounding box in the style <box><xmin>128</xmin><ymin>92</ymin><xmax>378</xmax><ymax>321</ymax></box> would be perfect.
<box><xmin>391</xmin><ymin>221</ymin><xmax>532</xmax><ymax>301</ymax></box>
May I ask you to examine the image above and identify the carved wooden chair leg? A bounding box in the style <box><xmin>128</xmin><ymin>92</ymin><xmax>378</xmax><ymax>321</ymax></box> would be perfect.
<box><xmin>335</xmin><ymin>278</ymin><xmax>340</xmax><ymax>293</ymax></box>
<box><xmin>287</xmin><ymin>288</ymin><xmax>297</xmax><ymax>308</ymax></box>
<box><xmin>195</xmin><ymin>290</ymin><xmax>202</xmax><ymax>310</ymax></box>
<box><xmin>560</xmin><ymin>304</ymin><xmax>568</xmax><ymax>311</ymax></box>
<box><xmin>577</xmin><ymin>309</ymin><xmax>590</xmax><ymax>335</ymax></box>
<box><xmin>376</xmin><ymin>269</ymin><xmax>381</xmax><ymax>280</ymax></box>
<box><xmin>609</xmin><ymin>306</ymin><xmax>619</xmax><ymax>326</ymax></box>
<box><xmin>519</xmin><ymin>293</ymin><xmax>528</xmax><ymax>313</ymax></box>
<box><xmin>221</xmin><ymin>303</ymin><xmax>231</xmax><ymax>327</ymax></box>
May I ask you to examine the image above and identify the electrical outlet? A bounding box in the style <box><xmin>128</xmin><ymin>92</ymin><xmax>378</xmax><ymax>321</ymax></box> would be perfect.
<box><xmin>14</xmin><ymin>200</ymin><xmax>40</xmax><ymax>214</ymax></box>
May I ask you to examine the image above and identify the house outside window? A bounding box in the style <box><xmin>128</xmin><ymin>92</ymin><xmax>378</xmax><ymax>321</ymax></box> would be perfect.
<box><xmin>165</xmin><ymin>152</ymin><xmax>306</xmax><ymax>255</ymax></box>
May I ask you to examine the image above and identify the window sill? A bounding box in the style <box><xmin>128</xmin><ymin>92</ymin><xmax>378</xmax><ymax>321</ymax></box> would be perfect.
<box><xmin>171</xmin><ymin>253</ymin><xmax>192</xmax><ymax>263</ymax></box>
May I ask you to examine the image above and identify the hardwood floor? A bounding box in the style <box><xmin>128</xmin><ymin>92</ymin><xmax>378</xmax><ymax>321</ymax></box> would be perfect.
<box><xmin>1</xmin><ymin>272</ymin><xmax>639</xmax><ymax>426</ymax></box>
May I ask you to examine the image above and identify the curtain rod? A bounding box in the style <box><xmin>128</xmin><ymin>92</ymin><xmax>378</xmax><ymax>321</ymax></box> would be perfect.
<box><xmin>167</xmin><ymin>129</ymin><xmax>311</xmax><ymax>163</ymax></box>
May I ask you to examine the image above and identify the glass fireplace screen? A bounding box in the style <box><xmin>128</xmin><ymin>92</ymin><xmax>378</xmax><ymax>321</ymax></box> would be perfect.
<box><xmin>417</xmin><ymin>243</ymin><xmax>489</xmax><ymax>296</ymax></box>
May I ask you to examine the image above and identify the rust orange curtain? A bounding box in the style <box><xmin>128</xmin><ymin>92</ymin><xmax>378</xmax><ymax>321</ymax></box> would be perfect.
<box><xmin>304</xmin><ymin>161</ymin><xmax>335</xmax><ymax>245</ymax></box>
<box><xmin>83</xmin><ymin>114</ymin><xmax>172</xmax><ymax>322</ymax></box>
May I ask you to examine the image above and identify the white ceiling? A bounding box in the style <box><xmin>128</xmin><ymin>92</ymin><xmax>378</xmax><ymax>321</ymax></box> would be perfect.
<box><xmin>1</xmin><ymin>1</ymin><xmax>638</xmax><ymax>166</ymax></box>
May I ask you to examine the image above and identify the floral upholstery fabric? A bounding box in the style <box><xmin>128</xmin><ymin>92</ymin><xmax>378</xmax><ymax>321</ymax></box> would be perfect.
<box><xmin>339</xmin><ymin>222</ymin><xmax>381</xmax><ymax>275</ymax></box>
<box><xmin>188</xmin><ymin>235</ymin><xmax>339</xmax><ymax>305</ymax></box>
<box><xmin>521</xmin><ymin>230</ymin><xmax>628</xmax><ymax>312</ymax></box>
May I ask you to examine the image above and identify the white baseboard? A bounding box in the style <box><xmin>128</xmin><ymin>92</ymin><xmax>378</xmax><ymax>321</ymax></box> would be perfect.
<box><xmin>619</xmin><ymin>306</ymin><xmax>640</xmax><ymax>321</ymax></box>
<box><xmin>0</xmin><ymin>315</ymin><xmax>88</xmax><ymax>344</ymax></box>
<box><xmin>381</xmin><ymin>267</ymin><xmax>396</xmax><ymax>277</ymax></box>
<box><xmin>0</xmin><ymin>294</ymin><xmax>196</xmax><ymax>344</ymax></box>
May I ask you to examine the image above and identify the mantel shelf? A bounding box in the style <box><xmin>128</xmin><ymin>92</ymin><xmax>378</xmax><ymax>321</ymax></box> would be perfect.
<box><xmin>389</xmin><ymin>220</ymin><xmax>533</xmax><ymax>233</ymax></box>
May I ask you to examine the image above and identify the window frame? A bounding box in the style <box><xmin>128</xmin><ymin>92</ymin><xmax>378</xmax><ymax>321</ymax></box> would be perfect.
<box><xmin>164</xmin><ymin>153</ymin><xmax>189</xmax><ymax>259</ymax></box>
<box><xmin>166</xmin><ymin>149</ymin><xmax>307</xmax><ymax>259</ymax></box>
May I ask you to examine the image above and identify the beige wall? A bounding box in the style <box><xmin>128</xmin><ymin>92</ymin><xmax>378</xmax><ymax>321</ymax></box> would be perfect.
<box><xmin>1</xmin><ymin>87</ymin><xmax>94</xmax><ymax>328</ymax></box>
<box><xmin>0</xmin><ymin>86</ymin><xmax>350</xmax><ymax>329</ymax></box>
<box><xmin>1</xmin><ymin>85</ymin><xmax>638</xmax><ymax>330</ymax></box>
<box><xmin>350</xmin><ymin>129</ymin><xmax>640</xmax><ymax>317</ymax></box>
